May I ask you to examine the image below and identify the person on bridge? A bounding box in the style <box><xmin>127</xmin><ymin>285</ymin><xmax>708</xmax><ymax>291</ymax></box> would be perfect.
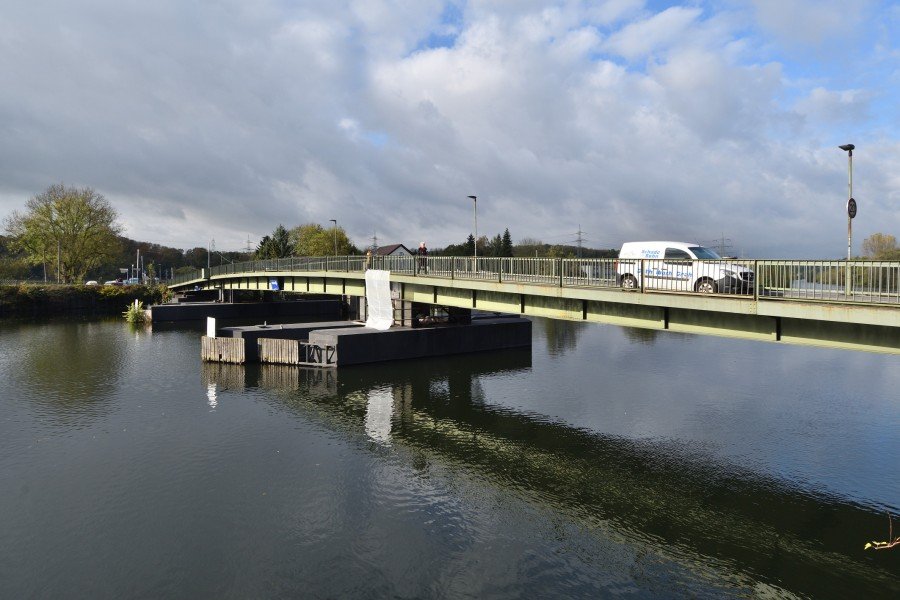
<box><xmin>417</xmin><ymin>242</ymin><xmax>428</xmax><ymax>274</ymax></box>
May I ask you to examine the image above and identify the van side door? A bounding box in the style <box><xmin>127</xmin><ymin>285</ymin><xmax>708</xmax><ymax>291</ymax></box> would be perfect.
<box><xmin>663</xmin><ymin>247</ymin><xmax>693</xmax><ymax>292</ymax></box>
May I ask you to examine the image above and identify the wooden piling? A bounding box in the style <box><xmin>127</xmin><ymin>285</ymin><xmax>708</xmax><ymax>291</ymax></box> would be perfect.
<box><xmin>201</xmin><ymin>336</ymin><xmax>245</xmax><ymax>363</ymax></box>
<box><xmin>259</xmin><ymin>338</ymin><xmax>301</xmax><ymax>365</ymax></box>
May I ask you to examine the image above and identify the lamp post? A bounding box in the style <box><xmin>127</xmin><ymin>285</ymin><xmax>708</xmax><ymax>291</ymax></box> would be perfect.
<box><xmin>839</xmin><ymin>144</ymin><xmax>855</xmax><ymax>296</ymax></box>
<box><xmin>329</xmin><ymin>219</ymin><xmax>337</xmax><ymax>255</ymax></box>
<box><xmin>467</xmin><ymin>195</ymin><xmax>477</xmax><ymax>259</ymax></box>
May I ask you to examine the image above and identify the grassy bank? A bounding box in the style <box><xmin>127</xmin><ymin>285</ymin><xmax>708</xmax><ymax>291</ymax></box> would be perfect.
<box><xmin>0</xmin><ymin>283</ymin><xmax>170</xmax><ymax>318</ymax></box>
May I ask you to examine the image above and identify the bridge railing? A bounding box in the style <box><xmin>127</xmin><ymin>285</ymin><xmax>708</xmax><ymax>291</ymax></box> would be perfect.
<box><xmin>171</xmin><ymin>270</ymin><xmax>203</xmax><ymax>285</ymax></box>
<box><xmin>757</xmin><ymin>260</ymin><xmax>900</xmax><ymax>304</ymax></box>
<box><xmin>172</xmin><ymin>256</ymin><xmax>900</xmax><ymax>306</ymax></box>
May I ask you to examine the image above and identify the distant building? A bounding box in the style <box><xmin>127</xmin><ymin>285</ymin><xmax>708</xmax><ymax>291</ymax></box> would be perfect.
<box><xmin>375</xmin><ymin>244</ymin><xmax>413</xmax><ymax>257</ymax></box>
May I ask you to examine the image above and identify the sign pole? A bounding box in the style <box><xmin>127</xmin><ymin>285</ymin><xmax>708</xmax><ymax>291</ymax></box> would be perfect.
<box><xmin>839</xmin><ymin>144</ymin><xmax>856</xmax><ymax>296</ymax></box>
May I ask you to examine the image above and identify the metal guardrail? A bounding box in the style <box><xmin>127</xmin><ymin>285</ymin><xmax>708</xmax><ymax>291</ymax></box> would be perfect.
<box><xmin>170</xmin><ymin>256</ymin><xmax>900</xmax><ymax>306</ymax></box>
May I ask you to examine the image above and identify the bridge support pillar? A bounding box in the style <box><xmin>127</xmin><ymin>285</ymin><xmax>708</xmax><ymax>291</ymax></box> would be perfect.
<box><xmin>343</xmin><ymin>295</ymin><xmax>362</xmax><ymax>321</ymax></box>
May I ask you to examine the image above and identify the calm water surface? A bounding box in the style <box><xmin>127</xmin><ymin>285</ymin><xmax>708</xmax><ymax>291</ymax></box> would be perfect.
<box><xmin>0</xmin><ymin>317</ymin><xmax>898</xmax><ymax>598</ymax></box>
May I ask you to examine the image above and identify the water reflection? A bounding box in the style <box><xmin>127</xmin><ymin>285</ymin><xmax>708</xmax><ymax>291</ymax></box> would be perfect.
<box><xmin>200</xmin><ymin>362</ymin><xmax>247</xmax><ymax>391</ymax></box>
<box><xmin>542</xmin><ymin>319</ymin><xmax>585</xmax><ymax>355</ymax></box>
<box><xmin>206</xmin><ymin>383</ymin><xmax>218</xmax><ymax>410</ymax></box>
<box><xmin>200</xmin><ymin>362</ymin><xmax>338</xmax><ymax>396</ymax></box>
<box><xmin>621</xmin><ymin>327</ymin><xmax>662</xmax><ymax>344</ymax></box>
<box><xmin>2</xmin><ymin>319</ymin><xmax>125</xmax><ymax>423</ymax></box>
<box><xmin>197</xmin><ymin>351</ymin><xmax>900</xmax><ymax>598</ymax></box>
<box><xmin>364</xmin><ymin>386</ymin><xmax>394</xmax><ymax>445</ymax></box>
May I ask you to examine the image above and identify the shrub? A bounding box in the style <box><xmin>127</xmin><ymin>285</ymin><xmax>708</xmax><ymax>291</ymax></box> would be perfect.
<box><xmin>123</xmin><ymin>300</ymin><xmax>147</xmax><ymax>323</ymax></box>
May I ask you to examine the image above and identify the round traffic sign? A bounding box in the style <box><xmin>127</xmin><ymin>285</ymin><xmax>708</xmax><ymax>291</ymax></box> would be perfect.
<box><xmin>848</xmin><ymin>197</ymin><xmax>857</xmax><ymax>219</ymax></box>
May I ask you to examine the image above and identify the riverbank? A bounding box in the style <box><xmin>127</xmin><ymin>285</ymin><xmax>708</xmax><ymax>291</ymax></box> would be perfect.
<box><xmin>0</xmin><ymin>283</ymin><xmax>169</xmax><ymax>318</ymax></box>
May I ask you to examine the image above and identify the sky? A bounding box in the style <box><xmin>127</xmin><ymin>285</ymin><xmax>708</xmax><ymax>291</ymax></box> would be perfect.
<box><xmin>1</xmin><ymin>0</ymin><xmax>898</xmax><ymax>258</ymax></box>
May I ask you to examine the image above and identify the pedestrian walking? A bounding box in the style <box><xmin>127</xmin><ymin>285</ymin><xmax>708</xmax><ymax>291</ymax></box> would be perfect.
<box><xmin>417</xmin><ymin>242</ymin><xmax>428</xmax><ymax>274</ymax></box>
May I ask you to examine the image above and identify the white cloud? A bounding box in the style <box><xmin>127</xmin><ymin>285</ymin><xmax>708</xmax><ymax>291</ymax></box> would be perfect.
<box><xmin>650</xmin><ymin>48</ymin><xmax>784</xmax><ymax>142</ymax></box>
<box><xmin>793</xmin><ymin>87</ymin><xmax>873</xmax><ymax>124</ymax></box>
<box><xmin>603</xmin><ymin>7</ymin><xmax>701</xmax><ymax>60</ymax></box>
<box><xmin>0</xmin><ymin>0</ymin><xmax>898</xmax><ymax>258</ymax></box>
<box><xmin>748</xmin><ymin>0</ymin><xmax>873</xmax><ymax>47</ymax></box>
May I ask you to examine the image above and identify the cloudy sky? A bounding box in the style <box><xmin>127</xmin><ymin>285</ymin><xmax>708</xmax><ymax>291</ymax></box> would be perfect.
<box><xmin>1</xmin><ymin>0</ymin><xmax>898</xmax><ymax>257</ymax></box>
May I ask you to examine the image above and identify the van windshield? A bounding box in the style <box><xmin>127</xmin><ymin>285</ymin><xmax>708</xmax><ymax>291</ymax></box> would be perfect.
<box><xmin>688</xmin><ymin>246</ymin><xmax>722</xmax><ymax>259</ymax></box>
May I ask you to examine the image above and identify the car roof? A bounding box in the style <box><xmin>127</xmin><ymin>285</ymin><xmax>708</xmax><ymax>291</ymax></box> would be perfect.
<box><xmin>621</xmin><ymin>241</ymin><xmax>699</xmax><ymax>247</ymax></box>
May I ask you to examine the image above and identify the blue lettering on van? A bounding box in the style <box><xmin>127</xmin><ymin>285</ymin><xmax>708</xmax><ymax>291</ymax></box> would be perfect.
<box><xmin>646</xmin><ymin>268</ymin><xmax>692</xmax><ymax>279</ymax></box>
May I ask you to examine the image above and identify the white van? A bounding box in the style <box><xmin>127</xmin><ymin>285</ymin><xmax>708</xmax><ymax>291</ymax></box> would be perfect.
<box><xmin>616</xmin><ymin>241</ymin><xmax>754</xmax><ymax>294</ymax></box>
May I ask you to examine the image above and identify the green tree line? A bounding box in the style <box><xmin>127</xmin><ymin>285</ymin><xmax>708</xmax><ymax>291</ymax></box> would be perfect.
<box><xmin>431</xmin><ymin>231</ymin><xmax>615</xmax><ymax>258</ymax></box>
<box><xmin>2</xmin><ymin>183</ymin><xmax>639</xmax><ymax>283</ymax></box>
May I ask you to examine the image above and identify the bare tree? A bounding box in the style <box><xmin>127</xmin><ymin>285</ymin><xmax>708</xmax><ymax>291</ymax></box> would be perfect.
<box><xmin>860</xmin><ymin>233</ymin><xmax>897</xmax><ymax>259</ymax></box>
<box><xmin>4</xmin><ymin>184</ymin><xmax>123</xmax><ymax>283</ymax></box>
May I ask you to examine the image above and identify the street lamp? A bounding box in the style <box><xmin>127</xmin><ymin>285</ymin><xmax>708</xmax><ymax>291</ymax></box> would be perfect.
<box><xmin>467</xmin><ymin>195</ymin><xmax>477</xmax><ymax>259</ymax></box>
<box><xmin>329</xmin><ymin>219</ymin><xmax>337</xmax><ymax>255</ymax></box>
<box><xmin>839</xmin><ymin>144</ymin><xmax>855</xmax><ymax>296</ymax></box>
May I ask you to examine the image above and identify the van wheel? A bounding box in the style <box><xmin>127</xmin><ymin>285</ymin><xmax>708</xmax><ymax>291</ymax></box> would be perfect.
<box><xmin>621</xmin><ymin>275</ymin><xmax>637</xmax><ymax>290</ymax></box>
<box><xmin>695</xmin><ymin>278</ymin><xmax>718</xmax><ymax>294</ymax></box>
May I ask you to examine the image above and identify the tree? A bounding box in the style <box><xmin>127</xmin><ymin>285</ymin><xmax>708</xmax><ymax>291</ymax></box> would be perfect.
<box><xmin>465</xmin><ymin>234</ymin><xmax>475</xmax><ymax>256</ymax></box>
<box><xmin>548</xmin><ymin>245</ymin><xmax>575</xmax><ymax>258</ymax></box>
<box><xmin>256</xmin><ymin>225</ymin><xmax>292</xmax><ymax>258</ymax></box>
<box><xmin>501</xmin><ymin>228</ymin><xmax>513</xmax><ymax>257</ymax></box>
<box><xmin>0</xmin><ymin>234</ymin><xmax>35</xmax><ymax>279</ymax></box>
<box><xmin>515</xmin><ymin>237</ymin><xmax>545</xmax><ymax>257</ymax></box>
<box><xmin>184</xmin><ymin>247</ymin><xmax>210</xmax><ymax>269</ymax></box>
<box><xmin>476</xmin><ymin>235</ymin><xmax>489</xmax><ymax>256</ymax></box>
<box><xmin>4</xmin><ymin>184</ymin><xmax>122</xmax><ymax>283</ymax></box>
<box><xmin>290</xmin><ymin>222</ymin><xmax>354</xmax><ymax>256</ymax></box>
<box><xmin>861</xmin><ymin>233</ymin><xmax>897</xmax><ymax>259</ymax></box>
<box><xmin>489</xmin><ymin>233</ymin><xmax>503</xmax><ymax>256</ymax></box>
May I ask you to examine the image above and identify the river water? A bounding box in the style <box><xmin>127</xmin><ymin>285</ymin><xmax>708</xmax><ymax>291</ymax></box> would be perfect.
<box><xmin>0</xmin><ymin>316</ymin><xmax>898</xmax><ymax>598</ymax></box>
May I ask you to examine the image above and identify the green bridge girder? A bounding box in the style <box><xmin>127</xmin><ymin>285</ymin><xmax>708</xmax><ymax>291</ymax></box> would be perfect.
<box><xmin>171</xmin><ymin>270</ymin><xmax>900</xmax><ymax>355</ymax></box>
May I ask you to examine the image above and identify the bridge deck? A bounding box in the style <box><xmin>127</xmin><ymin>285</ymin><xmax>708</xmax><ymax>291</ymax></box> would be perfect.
<box><xmin>170</xmin><ymin>256</ymin><xmax>900</xmax><ymax>354</ymax></box>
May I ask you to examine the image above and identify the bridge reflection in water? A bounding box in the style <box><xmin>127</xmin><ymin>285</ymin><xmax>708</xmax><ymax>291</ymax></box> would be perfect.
<box><xmin>201</xmin><ymin>353</ymin><xmax>898</xmax><ymax>598</ymax></box>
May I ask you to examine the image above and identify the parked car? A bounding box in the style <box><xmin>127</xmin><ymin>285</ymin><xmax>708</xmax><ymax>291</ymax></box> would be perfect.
<box><xmin>616</xmin><ymin>241</ymin><xmax>754</xmax><ymax>294</ymax></box>
<box><xmin>85</xmin><ymin>280</ymin><xmax>99</xmax><ymax>286</ymax></box>
<box><xmin>124</xmin><ymin>277</ymin><xmax>141</xmax><ymax>285</ymax></box>
<box><xmin>104</xmin><ymin>279</ymin><xmax>123</xmax><ymax>286</ymax></box>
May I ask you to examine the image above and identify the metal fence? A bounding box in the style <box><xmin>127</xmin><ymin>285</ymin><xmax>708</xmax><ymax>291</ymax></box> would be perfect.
<box><xmin>170</xmin><ymin>256</ymin><xmax>900</xmax><ymax>306</ymax></box>
<box><xmin>755</xmin><ymin>260</ymin><xmax>900</xmax><ymax>304</ymax></box>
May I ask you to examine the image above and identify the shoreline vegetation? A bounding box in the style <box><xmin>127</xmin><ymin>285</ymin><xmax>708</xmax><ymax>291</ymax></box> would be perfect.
<box><xmin>0</xmin><ymin>283</ymin><xmax>169</xmax><ymax>318</ymax></box>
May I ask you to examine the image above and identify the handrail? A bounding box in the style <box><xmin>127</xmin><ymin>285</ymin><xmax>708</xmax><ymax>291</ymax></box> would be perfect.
<box><xmin>169</xmin><ymin>256</ymin><xmax>900</xmax><ymax>306</ymax></box>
